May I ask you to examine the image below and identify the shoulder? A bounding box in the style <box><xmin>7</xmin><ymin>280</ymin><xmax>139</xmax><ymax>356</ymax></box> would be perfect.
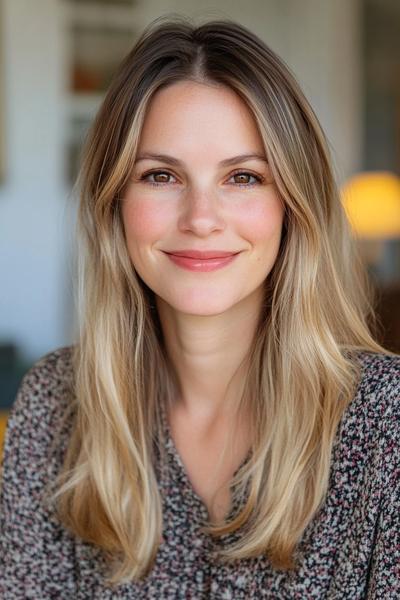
<box><xmin>336</xmin><ymin>350</ymin><xmax>399</xmax><ymax>476</ymax></box>
<box><xmin>18</xmin><ymin>344</ymin><xmax>75</xmax><ymax>397</ymax></box>
<box><xmin>334</xmin><ymin>350</ymin><xmax>399</xmax><ymax>457</ymax></box>
<box><xmin>355</xmin><ymin>349</ymin><xmax>400</xmax><ymax>389</ymax></box>
<box><xmin>3</xmin><ymin>346</ymin><xmax>76</xmax><ymax>467</ymax></box>
<box><xmin>352</xmin><ymin>350</ymin><xmax>400</xmax><ymax>418</ymax></box>
<box><xmin>0</xmin><ymin>348</ymin><xmax>79</xmax><ymax>596</ymax></box>
<box><xmin>10</xmin><ymin>345</ymin><xmax>75</xmax><ymax>424</ymax></box>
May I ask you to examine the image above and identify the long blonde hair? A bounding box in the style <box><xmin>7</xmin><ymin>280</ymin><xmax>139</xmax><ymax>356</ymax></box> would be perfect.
<box><xmin>52</xmin><ymin>16</ymin><xmax>386</xmax><ymax>584</ymax></box>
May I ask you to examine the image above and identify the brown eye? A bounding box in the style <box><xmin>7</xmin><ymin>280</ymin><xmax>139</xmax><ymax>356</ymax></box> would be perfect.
<box><xmin>140</xmin><ymin>170</ymin><xmax>177</xmax><ymax>185</ymax></box>
<box><xmin>230</xmin><ymin>172</ymin><xmax>262</xmax><ymax>186</ymax></box>
<box><xmin>234</xmin><ymin>173</ymin><xmax>252</xmax><ymax>184</ymax></box>
<box><xmin>152</xmin><ymin>172</ymin><xmax>171</xmax><ymax>183</ymax></box>
<box><xmin>151</xmin><ymin>171</ymin><xmax>173</xmax><ymax>183</ymax></box>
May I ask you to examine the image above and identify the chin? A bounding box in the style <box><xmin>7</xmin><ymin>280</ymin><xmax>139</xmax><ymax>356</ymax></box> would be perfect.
<box><xmin>162</xmin><ymin>293</ymin><xmax>242</xmax><ymax>317</ymax></box>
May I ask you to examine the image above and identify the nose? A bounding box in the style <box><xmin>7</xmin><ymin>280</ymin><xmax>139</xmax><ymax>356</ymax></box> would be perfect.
<box><xmin>177</xmin><ymin>185</ymin><xmax>226</xmax><ymax>237</ymax></box>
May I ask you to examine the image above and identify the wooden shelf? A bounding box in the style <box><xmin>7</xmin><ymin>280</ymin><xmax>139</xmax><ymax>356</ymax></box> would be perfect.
<box><xmin>63</xmin><ymin>1</ymin><xmax>137</xmax><ymax>32</ymax></box>
<box><xmin>62</xmin><ymin>0</ymin><xmax>140</xmax><ymax>185</ymax></box>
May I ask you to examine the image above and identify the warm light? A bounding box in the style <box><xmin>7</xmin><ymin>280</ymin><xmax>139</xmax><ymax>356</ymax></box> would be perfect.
<box><xmin>342</xmin><ymin>171</ymin><xmax>400</xmax><ymax>239</ymax></box>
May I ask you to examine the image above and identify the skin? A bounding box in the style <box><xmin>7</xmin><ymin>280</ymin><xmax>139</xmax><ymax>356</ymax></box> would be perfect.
<box><xmin>122</xmin><ymin>80</ymin><xmax>285</xmax><ymax>520</ymax></box>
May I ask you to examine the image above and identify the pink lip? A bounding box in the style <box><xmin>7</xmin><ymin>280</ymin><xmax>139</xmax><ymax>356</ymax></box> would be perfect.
<box><xmin>163</xmin><ymin>250</ymin><xmax>240</xmax><ymax>272</ymax></box>
<box><xmin>165</xmin><ymin>250</ymin><xmax>239</xmax><ymax>259</ymax></box>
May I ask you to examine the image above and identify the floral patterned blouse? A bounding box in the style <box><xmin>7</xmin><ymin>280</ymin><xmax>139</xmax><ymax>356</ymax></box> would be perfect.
<box><xmin>0</xmin><ymin>346</ymin><xmax>399</xmax><ymax>598</ymax></box>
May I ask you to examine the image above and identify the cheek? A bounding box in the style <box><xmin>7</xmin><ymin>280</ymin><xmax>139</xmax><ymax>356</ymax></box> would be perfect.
<box><xmin>237</xmin><ymin>193</ymin><xmax>284</xmax><ymax>243</ymax></box>
<box><xmin>121</xmin><ymin>199</ymin><xmax>171</xmax><ymax>245</ymax></box>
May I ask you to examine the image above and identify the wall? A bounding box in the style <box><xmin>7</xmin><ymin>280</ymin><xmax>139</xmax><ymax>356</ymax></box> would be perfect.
<box><xmin>0</xmin><ymin>0</ymin><xmax>71</xmax><ymax>363</ymax></box>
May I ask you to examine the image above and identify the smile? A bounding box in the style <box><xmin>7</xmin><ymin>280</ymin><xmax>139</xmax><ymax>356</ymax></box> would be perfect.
<box><xmin>162</xmin><ymin>251</ymin><xmax>240</xmax><ymax>272</ymax></box>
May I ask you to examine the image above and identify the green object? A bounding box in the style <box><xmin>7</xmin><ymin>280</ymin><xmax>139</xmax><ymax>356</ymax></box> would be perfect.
<box><xmin>0</xmin><ymin>343</ymin><xmax>32</xmax><ymax>409</ymax></box>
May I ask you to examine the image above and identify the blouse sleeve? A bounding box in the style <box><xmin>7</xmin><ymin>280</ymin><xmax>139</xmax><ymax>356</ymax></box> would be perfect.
<box><xmin>0</xmin><ymin>349</ymin><xmax>77</xmax><ymax>599</ymax></box>
<box><xmin>366</xmin><ymin>364</ymin><xmax>400</xmax><ymax>598</ymax></box>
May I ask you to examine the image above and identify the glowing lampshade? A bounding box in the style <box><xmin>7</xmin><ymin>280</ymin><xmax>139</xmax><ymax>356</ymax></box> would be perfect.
<box><xmin>342</xmin><ymin>171</ymin><xmax>400</xmax><ymax>239</ymax></box>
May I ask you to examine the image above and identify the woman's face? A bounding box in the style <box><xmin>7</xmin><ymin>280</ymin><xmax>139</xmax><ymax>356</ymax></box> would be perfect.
<box><xmin>122</xmin><ymin>80</ymin><xmax>285</xmax><ymax>316</ymax></box>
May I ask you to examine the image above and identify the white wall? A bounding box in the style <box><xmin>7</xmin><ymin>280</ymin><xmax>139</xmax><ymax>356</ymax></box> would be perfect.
<box><xmin>0</xmin><ymin>0</ymin><xmax>363</xmax><ymax>364</ymax></box>
<box><xmin>285</xmin><ymin>0</ymin><xmax>363</xmax><ymax>181</ymax></box>
<box><xmin>0</xmin><ymin>0</ymin><xmax>71</xmax><ymax>363</ymax></box>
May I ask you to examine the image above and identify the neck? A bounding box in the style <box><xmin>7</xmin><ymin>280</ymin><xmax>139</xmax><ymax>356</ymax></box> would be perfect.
<box><xmin>155</xmin><ymin>288</ymin><xmax>263</xmax><ymax>422</ymax></box>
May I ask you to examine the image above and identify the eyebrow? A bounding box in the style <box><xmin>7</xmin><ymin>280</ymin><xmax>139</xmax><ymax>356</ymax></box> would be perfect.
<box><xmin>134</xmin><ymin>152</ymin><xmax>268</xmax><ymax>167</ymax></box>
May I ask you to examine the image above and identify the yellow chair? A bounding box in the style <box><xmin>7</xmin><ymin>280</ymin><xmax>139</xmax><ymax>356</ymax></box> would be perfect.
<box><xmin>0</xmin><ymin>411</ymin><xmax>9</xmax><ymax>460</ymax></box>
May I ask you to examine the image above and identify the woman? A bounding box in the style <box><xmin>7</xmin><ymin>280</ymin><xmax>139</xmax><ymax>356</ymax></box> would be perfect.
<box><xmin>1</xmin><ymin>17</ymin><xmax>399</xmax><ymax>599</ymax></box>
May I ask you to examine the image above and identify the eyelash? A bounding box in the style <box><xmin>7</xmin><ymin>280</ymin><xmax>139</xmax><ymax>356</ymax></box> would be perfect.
<box><xmin>139</xmin><ymin>169</ymin><xmax>264</xmax><ymax>188</ymax></box>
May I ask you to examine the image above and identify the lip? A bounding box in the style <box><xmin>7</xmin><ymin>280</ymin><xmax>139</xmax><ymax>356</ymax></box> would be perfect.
<box><xmin>164</xmin><ymin>250</ymin><xmax>240</xmax><ymax>259</ymax></box>
<box><xmin>163</xmin><ymin>250</ymin><xmax>240</xmax><ymax>272</ymax></box>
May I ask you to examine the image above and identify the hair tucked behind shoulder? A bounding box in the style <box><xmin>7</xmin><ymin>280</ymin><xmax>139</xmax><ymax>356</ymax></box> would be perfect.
<box><xmin>50</xmin><ymin>15</ymin><xmax>387</xmax><ymax>584</ymax></box>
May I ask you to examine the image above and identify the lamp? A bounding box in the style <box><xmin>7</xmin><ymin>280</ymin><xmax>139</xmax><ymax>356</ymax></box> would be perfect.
<box><xmin>342</xmin><ymin>171</ymin><xmax>400</xmax><ymax>239</ymax></box>
<box><xmin>341</xmin><ymin>171</ymin><xmax>400</xmax><ymax>283</ymax></box>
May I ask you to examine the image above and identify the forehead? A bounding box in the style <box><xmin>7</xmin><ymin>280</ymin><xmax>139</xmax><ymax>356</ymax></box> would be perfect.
<box><xmin>137</xmin><ymin>80</ymin><xmax>265</xmax><ymax>157</ymax></box>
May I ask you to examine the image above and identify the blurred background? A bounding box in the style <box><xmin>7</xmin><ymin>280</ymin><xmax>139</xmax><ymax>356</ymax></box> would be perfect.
<box><xmin>0</xmin><ymin>0</ymin><xmax>399</xmax><ymax>418</ymax></box>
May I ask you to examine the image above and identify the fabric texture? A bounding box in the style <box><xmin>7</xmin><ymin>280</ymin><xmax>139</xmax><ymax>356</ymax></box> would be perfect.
<box><xmin>0</xmin><ymin>346</ymin><xmax>399</xmax><ymax>599</ymax></box>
